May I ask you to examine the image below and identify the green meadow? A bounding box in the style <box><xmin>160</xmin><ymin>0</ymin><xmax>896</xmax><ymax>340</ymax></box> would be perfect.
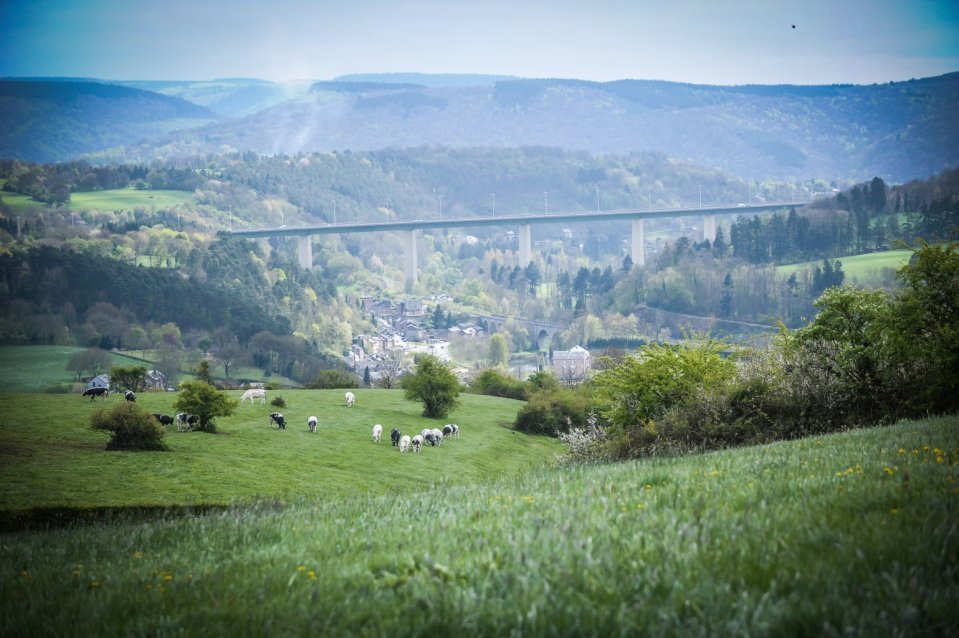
<box><xmin>777</xmin><ymin>249</ymin><xmax>913</xmax><ymax>285</ymax></box>
<box><xmin>0</xmin><ymin>345</ymin><xmax>153</xmax><ymax>394</ymax></box>
<box><xmin>0</xmin><ymin>188</ymin><xmax>192</xmax><ymax>213</ymax></box>
<box><xmin>68</xmin><ymin>189</ymin><xmax>193</xmax><ymax>211</ymax></box>
<box><xmin>1</xmin><ymin>397</ymin><xmax>955</xmax><ymax>635</ymax></box>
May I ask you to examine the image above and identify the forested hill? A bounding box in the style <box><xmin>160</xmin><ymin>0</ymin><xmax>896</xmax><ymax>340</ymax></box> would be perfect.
<box><xmin>118</xmin><ymin>73</ymin><xmax>959</xmax><ymax>183</ymax></box>
<box><xmin>0</xmin><ymin>80</ymin><xmax>219</xmax><ymax>162</ymax></box>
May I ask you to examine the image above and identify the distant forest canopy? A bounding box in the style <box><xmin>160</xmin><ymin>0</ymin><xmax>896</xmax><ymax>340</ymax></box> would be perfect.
<box><xmin>0</xmin><ymin>154</ymin><xmax>956</xmax><ymax>381</ymax></box>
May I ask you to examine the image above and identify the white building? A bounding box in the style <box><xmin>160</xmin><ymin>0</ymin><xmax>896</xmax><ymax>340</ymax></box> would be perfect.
<box><xmin>552</xmin><ymin>346</ymin><xmax>592</xmax><ymax>383</ymax></box>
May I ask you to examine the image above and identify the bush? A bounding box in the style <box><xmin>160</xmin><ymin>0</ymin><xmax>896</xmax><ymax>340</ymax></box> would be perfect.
<box><xmin>91</xmin><ymin>402</ymin><xmax>167</xmax><ymax>451</ymax></box>
<box><xmin>308</xmin><ymin>369</ymin><xmax>359</xmax><ymax>389</ymax></box>
<box><xmin>514</xmin><ymin>387</ymin><xmax>598</xmax><ymax>436</ymax></box>
<box><xmin>401</xmin><ymin>355</ymin><xmax>460</xmax><ymax>418</ymax></box>
<box><xmin>472</xmin><ymin>368</ymin><xmax>529</xmax><ymax>401</ymax></box>
<box><xmin>271</xmin><ymin>396</ymin><xmax>286</xmax><ymax>408</ymax></box>
<box><xmin>173</xmin><ymin>380</ymin><xmax>238</xmax><ymax>433</ymax></box>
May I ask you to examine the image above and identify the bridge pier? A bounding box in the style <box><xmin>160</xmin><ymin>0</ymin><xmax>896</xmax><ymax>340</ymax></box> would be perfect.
<box><xmin>405</xmin><ymin>230</ymin><xmax>418</xmax><ymax>290</ymax></box>
<box><xmin>703</xmin><ymin>214</ymin><xmax>717</xmax><ymax>243</ymax></box>
<box><xmin>631</xmin><ymin>218</ymin><xmax>646</xmax><ymax>266</ymax></box>
<box><xmin>297</xmin><ymin>235</ymin><xmax>312</xmax><ymax>270</ymax></box>
<box><xmin>518</xmin><ymin>224</ymin><xmax>532</xmax><ymax>267</ymax></box>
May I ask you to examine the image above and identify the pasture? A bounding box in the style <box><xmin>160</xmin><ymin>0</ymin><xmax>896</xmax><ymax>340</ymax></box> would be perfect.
<box><xmin>0</xmin><ymin>389</ymin><xmax>560</xmax><ymax>511</ymax></box>
<box><xmin>1</xmin><ymin>397</ymin><xmax>956</xmax><ymax>634</ymax></box>
<box><xmin>777</xmin><ymin>248</ymin><xmax>912</xmax><ymax>286</ymax></box>
<box><xmin>0</xmin><ymin>345</ymin><xmax>154</xmax><ymax>394</ymax></box>
<box><xmin>67</xmin><ymin>188</ymin><xmax>193</xmax><ymax>211</ymax></box>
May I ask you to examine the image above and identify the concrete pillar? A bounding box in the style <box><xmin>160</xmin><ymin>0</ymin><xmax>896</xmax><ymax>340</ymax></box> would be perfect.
<box><xmin>631</xmin><ymin>218</ymin><xmax>646</xmax><ymax>267</ymax></box>
<box><xmin>703</xmin><ymin>214</ymin><xmax>717</xmax><ymax>243</ymax></box>
<box><xmin>297</xmin><ymin>235</ymin><xmax>312</xmax><ymax>270</ymax></box>
<box><xmin>518</xmin><ymin>224</ymin><xmax>532</xmax><ymax>267</ymax></box>
<box><xmin>405</xmin><ymin>230</ymin><xmax>418</xmax><ymax>290</ymax></box>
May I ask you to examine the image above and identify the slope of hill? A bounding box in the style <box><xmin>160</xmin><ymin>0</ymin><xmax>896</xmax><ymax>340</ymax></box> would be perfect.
<box><xmin>0</xmin><ymin>80</ymin><xmax>219</xmax><ymax>162</ymax></box>
<box><xmin>128</xmin><ymin>73</ymin><xmax>959</xmax><ymax>182</ymax></box>
<box><xmin>117</xmin><ymin>78</ymin><xmax>314</xmax><ymax>117</ymax></box>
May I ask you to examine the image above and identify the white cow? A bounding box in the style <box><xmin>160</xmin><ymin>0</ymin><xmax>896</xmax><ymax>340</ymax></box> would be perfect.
<box><xmin>240</xmin><ymin>388</ymin><xmax>266</xmax><ymax>404</ymax></box>
<box><xmin>308</xmin><ymin>416</ymin><xmax>318</xmax><ymax>433</ymax></box>
<box><xmin>345</xmin><ymin>391</ymin><xmax>356</xmax><ymax>407</ymax></box>
<box><xmin>372</xmin><ymin>423</ymin><xmax>383</xmax><ymax>443</ymax></box>
<box><xmin>411</xmin><ymin>434</ymin><xmax>424</xmax><ymax>453</ymax></box>
<box><xmin>399</xmin><ymin>435</ymin><xmax>411</xmax><ymax>452</ymax></box>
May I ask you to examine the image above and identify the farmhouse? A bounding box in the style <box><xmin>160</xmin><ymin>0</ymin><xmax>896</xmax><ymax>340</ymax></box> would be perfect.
<box><xmin>85</xmin><ymin>374</ymin><xmax>110</xmax><ymax>391</ymax></box>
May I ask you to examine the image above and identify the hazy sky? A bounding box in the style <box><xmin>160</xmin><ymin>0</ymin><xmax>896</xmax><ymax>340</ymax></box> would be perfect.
<box><xmin>2</xmin><ymin>0</ymin><xmax>958</xmax><ymax>85</ymax></box>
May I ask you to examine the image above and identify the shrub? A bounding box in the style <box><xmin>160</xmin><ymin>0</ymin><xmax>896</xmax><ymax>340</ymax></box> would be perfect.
<box><xmin>308</xmin><ymin>369</ymin><xmax>359</xmax><ymax>389</ymax></box>
<box><xmin>401</xmin><ymin>355</ymin><xmax>460</xmax><ymax>418</ymax></box>
<box><xmin>472</xmin><ymin>368</ymin><xmax>529</xmax><ymax>401</ymax></box>
<box><xmin>514</xmin><ymin>387</ymin><xmax>598</xmax><ymax>436</ymax></box>
<box><xmin>271</xmin><ymin>396</ymin><xmax>286</xmax><ymax>408</ymax></box>
<box><xmin>91</xmin><ymin>402</ymin><xmax>167</xmax><ymax>451</ymax></box>
<box><xmin>173</xmin><ymin>380</ymin><xmax>238</xmax><ymax>433</ymax></box>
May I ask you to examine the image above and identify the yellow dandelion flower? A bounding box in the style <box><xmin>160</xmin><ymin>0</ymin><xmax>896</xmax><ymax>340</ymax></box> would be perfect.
<box><xmin>163</xmin><ymin>574</ymin><xmax>173</xmax><ymax>582</ymax></box>
<box><xmin>883</xmin><ymin>467</ymin><xmax>895</xmax><ymax>475</ymax></box>
<box><xmin>298</xmin><ymin>565</ymin><xmax>306</xmax><ymax>572</ymax></box>
<box><xmin>644</xmin><ymin>484</ymin><xmax>652</xmax><ymax>491</ymax></box>
<box><xmin>898</xmin><ymin>448</ymin><xmax>906</xmax><ymax>454</ymax></box>
<box><xmin>835</xmin><ymin>471</ymin><xmax>843</xmax><ymax>478</ymax></box>
<box><xmin>889</xmin><ymin>508</ymin><xmax>899</xmax><ymax>515</ymax></box>
<box><xmin>307</xmin><ymin>570</ymin><xmax>316</xmax><ymax>580</ymax></box>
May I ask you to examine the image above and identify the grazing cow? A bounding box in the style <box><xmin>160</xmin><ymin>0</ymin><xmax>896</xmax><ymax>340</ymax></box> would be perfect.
<box><xmin>240</xmin><ymin>388</ymin><xmax>267</xmax><ymax>404</ymax></box>
<box><xmin>450</xmin><ymin>424</ymin><xmax>460</xmax><ymax>438</ymax></box>
<box><xmin>269</xmin><ymin>412</ymin><xmax>286</xmax><ymax>429</ymax></box>
<box><xmin>372</xmin><ymin>423</ymin><xmax>383</xmax><ymax>443</ymax></box>
<box><xmin>443</xmin><ymin>424</ymin><xmax>453</xmax><ymax>438</ymax></box>
<box><xmin>82</xmin><ymin>387</ymin><xmax>109</xmax><ymax>401</ymax></box>
<box><xmin>412</xmin><ymin>434</ymin><xmax>424</xmax><ymax>452</ymax></box>
<box><xmin>430</xmin><ymin>428</ymin><xmax>444</xmax><ymax>445</ymax></box>
<box><xmin>391</xmin><ymin>428</ymin><xmax>401</xmax><ymax>446</ymax></box>
<box><xmin>399</xmin><ymin>435</ymin><xmax>411</xmax><ymax>452</ymax></box>
<box><xmin>152</xmin><ymin>413</ymin><xmax>174</xmax><ymax>427</ymax></box>
<box><xmin>124</xmin><ymin>390</ymin><xmax>136</xmax><ymax>403</ymax></box>
<box><xmin>345</xmin><ymin>391</ymin><xmax>356</xmax><ymax>407</ymax></box>
<box><xmin>421</xmin><ymin>428</ymin><xmax>432</xmax><ymax>439</ymax></box>
<box><xmin>307</xmin><ymin>416</ymin><xmax>317</xmax><ymax>433</ymax></box>
<box><xmin>175</xmin><ymin>413</ymin><xmax>198</xmax><ymax>432</ymax></box>
<box><xmin>424</xmin><ymin>432</ymin><xmax>437</xmax><ymax>447</ymax></box>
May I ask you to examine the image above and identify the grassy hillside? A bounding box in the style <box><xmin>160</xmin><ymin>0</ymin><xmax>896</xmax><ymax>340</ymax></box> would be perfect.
<box><xmin>0</xmin><ymin>346</ymin><xmax>153</xmax><ymax>393</ymax></box>
<box><xmin>0</xmin><ymin>389</ymin><xmax>560</xmax><ymax>511</ymax></box>
<box><xmin>1</xmin><ymin>414</ymin><xmax>955</xmax><ymax>635</ymax></box>
<box><xmin>68</xmin><ymin>188</ymin><xmax>193</xmax><ymax>211</ymax></box>
<box><xmin>777</xmin><ymin>248</ymin><xmax>913</xmax><ymax>286</ymax></box>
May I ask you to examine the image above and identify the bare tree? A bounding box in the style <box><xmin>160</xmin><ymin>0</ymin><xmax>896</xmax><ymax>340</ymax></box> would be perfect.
<box><xmin>374</xmin><ymin>351</ymin><xmax>406</xmax><ymax>389</ymax></box>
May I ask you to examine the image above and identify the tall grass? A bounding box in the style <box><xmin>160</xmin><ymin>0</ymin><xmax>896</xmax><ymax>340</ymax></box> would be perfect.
<box><xmin>2</xmin><ymin>415</ymin><xmax>956</xmax><ymax>636</ymax></box>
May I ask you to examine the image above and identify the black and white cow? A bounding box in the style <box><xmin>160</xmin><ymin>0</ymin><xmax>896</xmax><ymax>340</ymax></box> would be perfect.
<box><xmin>152</xmin><ymin>413</ymin><xmax>174</xmax><ymax>427</ymax></box>
<box><xmin>175</xmin><ymin>413</ymin><xmax>198</xmax><ymax>431</ymax></box>
<box><xmin>270</xmin><ymin>412</ymin><xmax>286</xmax><ymax>429</ymax></box>
<box><xmin>124</xmin><ymin>390</ymin><xmax>136</xmax><ymax>402</ymax></box>
<box><xmin>82</xmin><ymin>387</ymin><xmax>109</xmax><ymax>401</ymax></box>
<box><xmin>391</xmin><ymin>428</ymin><xmax>401</xmax><ymax>446</ymax></box>
<box><xmin>307</xmin><ymin>416</ymin><xmax>317</xmax><ymax>433</ymax></box>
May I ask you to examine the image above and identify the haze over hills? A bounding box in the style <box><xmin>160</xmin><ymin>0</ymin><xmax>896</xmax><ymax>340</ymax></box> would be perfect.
<box><xmin>0</xmin><ymin>80</ymin><xmax>219</xmax><ymax>163</ymax></box>
<box><xmin>1</xmin><ymin>73</ymin><xmax>957</xmax><ymax>183</ymax></box>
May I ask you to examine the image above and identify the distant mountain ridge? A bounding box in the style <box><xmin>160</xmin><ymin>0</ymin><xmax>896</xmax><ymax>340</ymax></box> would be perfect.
<box><xmin>0</xmin><ymin>80</ymin><xmax>218</xmax><ymax>162</ymax></box>
<box><xmin>2</xmin><ymin>73</ymin><xmax>957</xmax><ymax>183</ymax></box>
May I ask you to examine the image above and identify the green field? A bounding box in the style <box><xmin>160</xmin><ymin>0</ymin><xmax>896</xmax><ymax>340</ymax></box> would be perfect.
<box><xmin>777</xmin><ymin>249</ymin><xmax>912</xmax><ymax>285</ymax></box>
<box><xmin>0</xmin><ymin>389</ymin><xmax>560</xmax><ymax>511</ymax></box>
<box><xmin>1</xmin><ymin>403</ymin><xmax>955</xmax><ymax>635</ymax></box>
<box><xmin>0</xmin><ymin>188</ymin><xmax>192</xmax><ymax>212</ymax></box>
<box><xmin>68</xmin><ymin>188</ymin><xmax>193</xmax><ymax>211</ymax></box>
<box><xmin>0</xmin><ymin>346</ymin><xmax>154</xmax><ymax>393</ymax></box>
